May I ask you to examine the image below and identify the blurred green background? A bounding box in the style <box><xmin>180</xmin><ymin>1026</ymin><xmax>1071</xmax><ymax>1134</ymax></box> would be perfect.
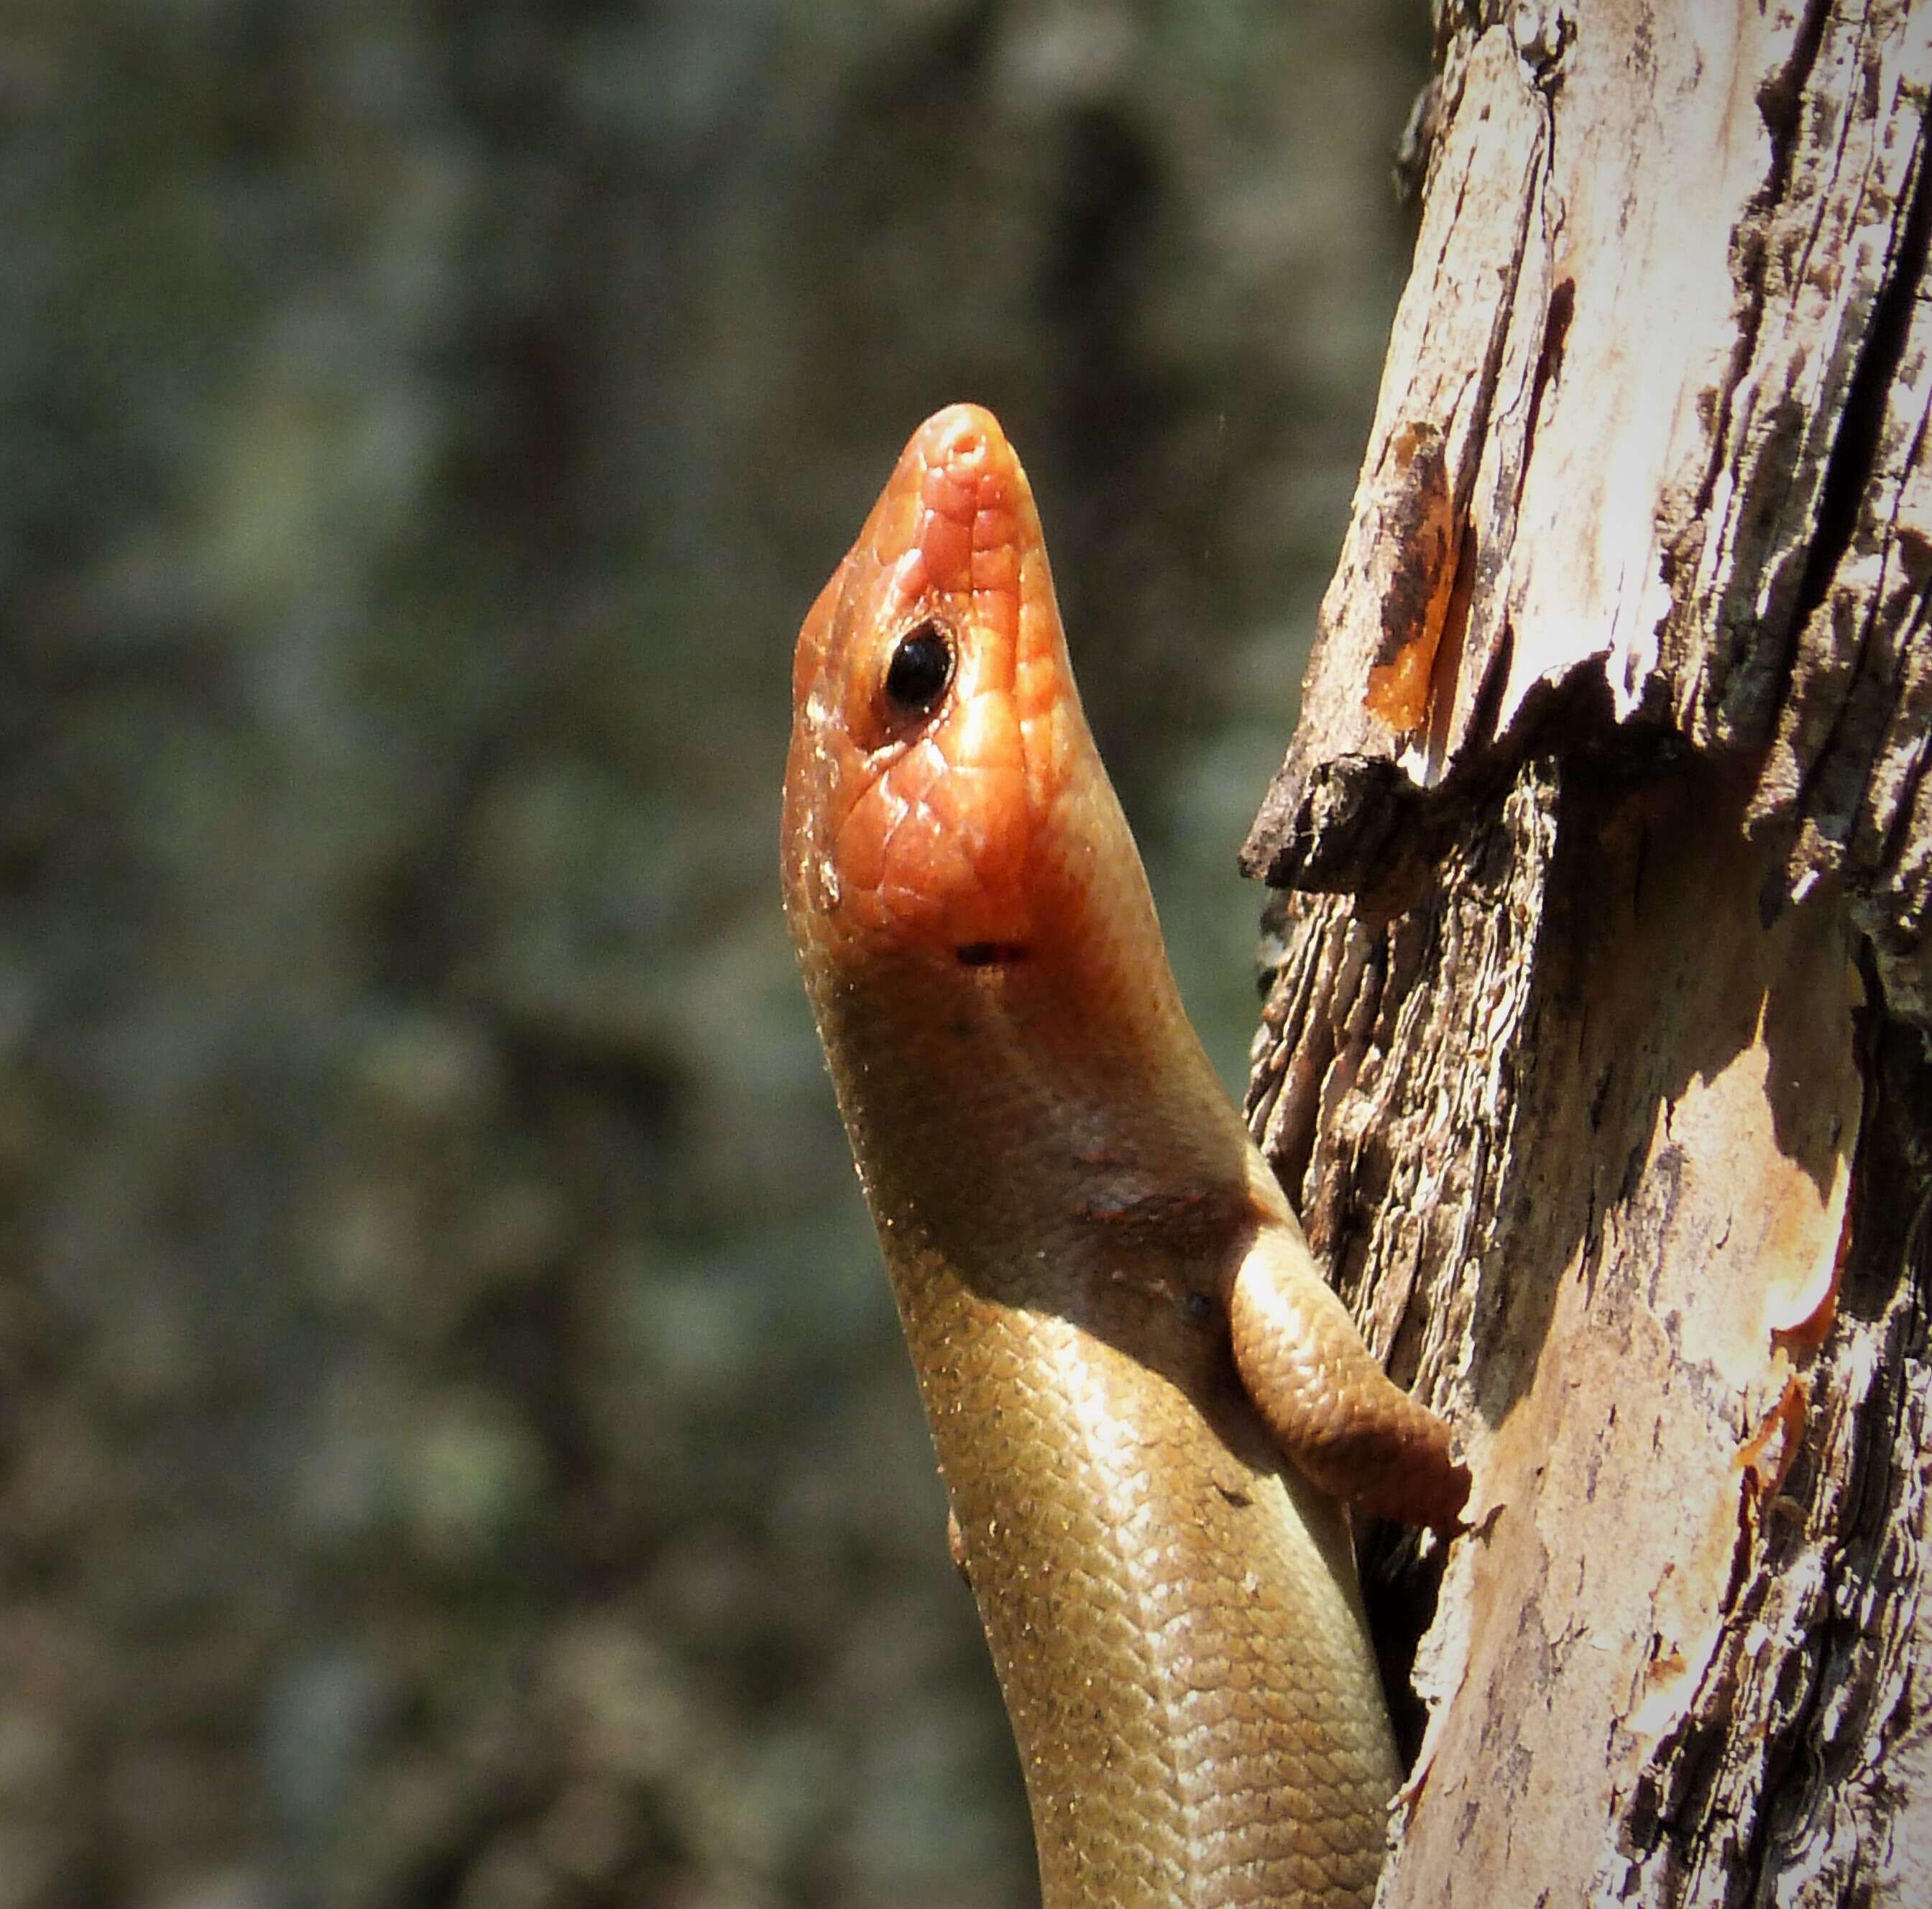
<box><xmin>0</xmin><ymin>3</ymin><xmax>1427</xmax><ymax>1905</ymax></box>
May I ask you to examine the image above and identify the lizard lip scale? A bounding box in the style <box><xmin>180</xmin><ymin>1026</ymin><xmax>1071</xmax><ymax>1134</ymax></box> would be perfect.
<box><xmin>782</xmin><ymin>405</ymin><xmax>1467</xmax><ymax>1908</ymax></box>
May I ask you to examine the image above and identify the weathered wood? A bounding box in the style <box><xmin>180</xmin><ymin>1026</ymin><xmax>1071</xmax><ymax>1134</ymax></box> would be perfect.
<box><xmin>1242</xmin><ymin>4</ymin><xmax>1932</xmax><ymax>1902</ymax></box>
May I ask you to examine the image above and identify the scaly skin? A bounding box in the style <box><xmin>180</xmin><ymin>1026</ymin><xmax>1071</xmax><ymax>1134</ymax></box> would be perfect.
<box><xmin>782</xmin><ymin>405</ymin><xmax>1467</xmax><ymax>1908</ymax></box>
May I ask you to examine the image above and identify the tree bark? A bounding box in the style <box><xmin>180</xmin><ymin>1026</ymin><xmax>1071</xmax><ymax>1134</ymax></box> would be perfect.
<box><xmin>1241</xmin><ymin>4</ymin><xmax>1932</xmax><ymax>1903</ymax></box>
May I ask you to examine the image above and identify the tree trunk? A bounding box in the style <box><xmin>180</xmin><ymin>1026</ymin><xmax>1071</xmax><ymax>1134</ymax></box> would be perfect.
<box><xmin>1239</xmin><ymin>5</ymin><xmax>1932</xmax><ymax>1903</ymax></box>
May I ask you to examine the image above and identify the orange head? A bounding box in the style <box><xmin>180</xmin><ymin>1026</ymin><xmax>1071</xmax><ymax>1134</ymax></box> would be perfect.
<box><xmin>782</xmin><ymin>405</ymin><xmax>1110</xmax><ymax>978</ymax></box>
<box><xmin>781</xmin><ymin>405</ymin><xmax>1250</xmax><ymax>1229</ymax></box>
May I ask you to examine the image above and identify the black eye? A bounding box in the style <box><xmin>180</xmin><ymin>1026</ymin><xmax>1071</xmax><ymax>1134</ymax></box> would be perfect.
<box><xmin>883</xmin><ymin>620</ymin><xmax>954</xmax><ymax>714</ymax></box>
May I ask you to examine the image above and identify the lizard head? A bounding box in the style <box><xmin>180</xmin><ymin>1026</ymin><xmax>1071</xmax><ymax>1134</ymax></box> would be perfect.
<box><xmin>781</xmin><ymin>404</ymin><xmax>1099</xmax><ymax>976</ymax></box>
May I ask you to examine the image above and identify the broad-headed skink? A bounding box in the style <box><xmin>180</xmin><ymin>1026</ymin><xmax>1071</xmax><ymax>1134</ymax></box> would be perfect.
<box><xmin>781</xmin><ymin>405</ymin><xmax>1467</xmax><ymax>1908</ymax></box>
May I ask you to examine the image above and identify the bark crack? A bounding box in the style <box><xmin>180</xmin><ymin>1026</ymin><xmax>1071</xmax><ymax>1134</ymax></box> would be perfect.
<box><xmin>1689</xmin><ymin>0</ymin><xmax>1834</xmax><ymax>525</ymax></box>
<box><xmin>1790</xmin><ymin>120</ymin><xmax>1932</xmax><ymax>635</ymax></box>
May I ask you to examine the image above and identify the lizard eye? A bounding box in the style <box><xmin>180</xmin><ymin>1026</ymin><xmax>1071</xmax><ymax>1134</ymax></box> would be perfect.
<box><xmin>883</xmin><ymin>620</ymin><xmax>954</xmax><ymax>717</ymax></box>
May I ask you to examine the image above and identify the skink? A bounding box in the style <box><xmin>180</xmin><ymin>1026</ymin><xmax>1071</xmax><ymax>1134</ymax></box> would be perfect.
<box><xmin>781</xmin><ymin>405</ymin><xmax>1466</xmax><ymax>1908</ymax></box>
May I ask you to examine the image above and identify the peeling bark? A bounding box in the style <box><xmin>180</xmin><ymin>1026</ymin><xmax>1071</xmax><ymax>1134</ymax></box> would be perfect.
<box><xmin>1242</xmin><ymin>5</ymin><xmax>1932</xmax><ymax>1903</ymax></box>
